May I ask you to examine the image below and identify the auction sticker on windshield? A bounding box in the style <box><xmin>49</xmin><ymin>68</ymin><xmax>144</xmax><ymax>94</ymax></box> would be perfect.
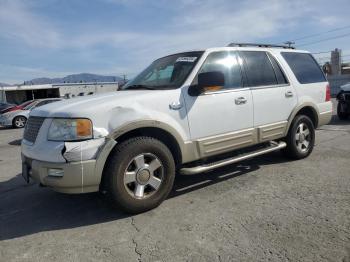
<box><xmin>176</xmin><ymin>57</ymin><xmax>197</xmax><ymax>62</ymax></box>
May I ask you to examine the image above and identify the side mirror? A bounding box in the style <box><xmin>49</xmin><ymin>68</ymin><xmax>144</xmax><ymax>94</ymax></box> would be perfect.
<box><xmin>188</xmin><ymin>71</ymin><xmax>225</xmax><ymax>96</ymax></box>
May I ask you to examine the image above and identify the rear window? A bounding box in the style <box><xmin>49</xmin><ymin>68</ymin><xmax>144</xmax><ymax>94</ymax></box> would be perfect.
<box><xmin>281</xmin><ymin>52</ymin><xmax>326</xmax><ymax>84</ymax></box>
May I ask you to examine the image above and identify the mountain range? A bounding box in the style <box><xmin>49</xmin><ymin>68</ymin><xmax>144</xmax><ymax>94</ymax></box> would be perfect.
<box><xmin>0</xmin><ymin>73</ymin><xmax>124</xmax><ymax>86</ymax></box>
<box><xmin>23</xmin><ymin>73</ymin><xmax>124</xmax><ymax>85</ymax></box>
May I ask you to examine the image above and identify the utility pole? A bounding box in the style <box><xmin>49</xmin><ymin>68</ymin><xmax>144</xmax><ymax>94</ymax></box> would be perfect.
<box><xmin>122</xmin><ymin>74</ymin><xmax>127</xmax><ymax>83</ymax></box>
<box><xmin>284</xmin><ymin>41</ymin><xmax>295</xmax><ymax>48</ymax></box>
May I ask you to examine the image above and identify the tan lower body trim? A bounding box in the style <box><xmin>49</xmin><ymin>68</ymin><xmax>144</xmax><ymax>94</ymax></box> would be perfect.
<box><xmin>196</xmin><ymin>128</ymin><xmax>257</xmax><ymax>158</ymax></box>
<box><xmin>257</xmin><ymin>121</ymin><xmax>288</xmax><ymax>142</ymax></box>
<box><xmin>193</xmin><ymin>122</ymin><xmax>288</xmax><ymax>159</ymax></box>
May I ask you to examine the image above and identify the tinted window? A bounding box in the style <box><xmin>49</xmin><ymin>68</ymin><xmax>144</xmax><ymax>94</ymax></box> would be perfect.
<box><xmin>194</xmin><ymin>51</ymin><xmax>242</xmax><ymax>89</ymax></box>
<box><xmin>267</xmin><ymin>53</ymin><xmax>288</xmax><ymax>85</ymax></box>
<box><xmin>240</xmin><ymin>51</ymin><xmax>277</xmax><ymax>87</ymax></box>
<box><xmin>281</xmin><ymin>52</ymin><xmax>326</xmax><ymax>84</ymax></box>
<box><xmin>35</xmin><ymin>100</ymin><xmax>60</xmax><ymax>108</ymax></box>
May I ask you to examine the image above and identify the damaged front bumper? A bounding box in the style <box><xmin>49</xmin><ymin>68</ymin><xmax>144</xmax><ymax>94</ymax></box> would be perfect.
<box><xmin>21</xmin><ymin>137</ymin><xmax>116</xmax><ymax>194</ymax></box>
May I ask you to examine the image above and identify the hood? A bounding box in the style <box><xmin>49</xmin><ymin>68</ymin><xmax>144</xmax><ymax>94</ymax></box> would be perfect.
<box><xmin>340</xmin><ymin>83</ymin><xmax>350</xmax><ymax>92</ymax></box>
<box><xmin>30</xmin><ymin>91</ymin><xmax>156</xmax><ymax>118</ymax></box>
<box><xmin>28</xmin><ymin>88</ymin><xmax>184</xmax><ymax>139</ymax></box>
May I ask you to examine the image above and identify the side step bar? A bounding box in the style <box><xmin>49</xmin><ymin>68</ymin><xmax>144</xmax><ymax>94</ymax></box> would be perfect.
<box><xmin>180</xmin><ymin>141</ymin><xmax>287</xmax><ymax>175</ymax></box>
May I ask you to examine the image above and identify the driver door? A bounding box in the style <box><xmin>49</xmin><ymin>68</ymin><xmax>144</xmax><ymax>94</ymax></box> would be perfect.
<box><xmin>183</xmin><ymin>51</ymin><xmax>254</xmax><ymax>158</ymax></box>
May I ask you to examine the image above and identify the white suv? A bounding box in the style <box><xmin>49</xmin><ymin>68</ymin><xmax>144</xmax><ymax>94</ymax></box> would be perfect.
<box><xmin>21</xmin><ymin>43</ymin><xmax>332</xmax><ymax>213</ymax></box>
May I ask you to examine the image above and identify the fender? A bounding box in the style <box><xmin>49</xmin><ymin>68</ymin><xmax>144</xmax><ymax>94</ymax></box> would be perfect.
<box><xmin>107</xmin><ymin>119</ymin><xmax>199</xmax><ymax>164</ymax></box>
<box><xmin>284</xmin><ymin>102</ymin><xmax>319</xmax><ymax>136</ymax></box>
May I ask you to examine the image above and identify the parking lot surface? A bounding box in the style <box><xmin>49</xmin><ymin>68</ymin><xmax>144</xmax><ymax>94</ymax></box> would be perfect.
<box><xmin>0</xmin><ymin>101</ymin><xmax>349</xmax><ymax>262</ymax></box>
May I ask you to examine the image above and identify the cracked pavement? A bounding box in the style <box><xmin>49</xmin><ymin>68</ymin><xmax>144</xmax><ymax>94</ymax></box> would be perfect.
<box><xmin>0</xmin><ymin>100</ymin><xmax>349</xmax><ymax>262</ymax></box>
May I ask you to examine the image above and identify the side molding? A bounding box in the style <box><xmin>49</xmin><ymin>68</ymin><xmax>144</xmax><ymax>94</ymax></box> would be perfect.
<box><xmin>195</xmin><ymin>128</ymin><xmax>257</xmax><ymax>158</ymax></box>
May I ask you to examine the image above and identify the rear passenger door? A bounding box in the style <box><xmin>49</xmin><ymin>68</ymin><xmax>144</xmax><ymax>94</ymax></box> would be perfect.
<box><xmin>239</xmin><ymin>51</ymin><xmax>297</xmax><ymax>141</ymax></box>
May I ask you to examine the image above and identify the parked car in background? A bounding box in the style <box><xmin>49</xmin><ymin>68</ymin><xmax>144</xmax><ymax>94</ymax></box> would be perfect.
<box><xmin>337</xmin><ymin>82</ymin><xmax>350</xmax><ymax>119</ymax></box>
<box><xmin>0</xmin><ymin>102</ymin><xmax>15</xmax><ymax>112</ymax></box>
<box><xmin>0</xmin><ymin>98</ymin><xmax>62</xmax><ymax>128</ymax></box>
<box><xmin>0</xmin><ymin>100</ymin><xmax>35</xmax><ymax>114</ymax></box>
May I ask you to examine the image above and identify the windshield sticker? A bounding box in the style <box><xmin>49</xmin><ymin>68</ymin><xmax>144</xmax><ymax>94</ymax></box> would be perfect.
<box><xmin>176</xmin><ymin>57</ymin><xmax>197</xmax><ymax>63</ymax></box>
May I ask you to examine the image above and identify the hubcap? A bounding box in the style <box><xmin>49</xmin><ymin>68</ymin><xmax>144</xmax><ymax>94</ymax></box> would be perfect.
<box><xmin>123</xmin><ymin>153</ymin><xmax>163</xmax><ymax>199</ymax></box>
<box><xmin>15</xmin><ymin>117</ymin><xmax>25</xmax><ymax>127</ymax></box>
<box><xmin>295</xmin><ymin>123</ymin><xmax>311</xmax><ymax>153</ymax></box>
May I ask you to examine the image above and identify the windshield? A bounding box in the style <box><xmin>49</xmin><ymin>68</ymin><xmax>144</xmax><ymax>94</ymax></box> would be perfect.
<box><xmin>19</xmin><ymin>100</ymin><xmax>34</xmax><ymax>107</ymax></box>
<box><xmin>23</xmin><ymin>101</ymin><xmax>37</xmax><ymax>110</ymax></box>
<box><xmin>121</xmin><ymin>51</ymin><xmax>203</xmax><ymax>90</ymax></box>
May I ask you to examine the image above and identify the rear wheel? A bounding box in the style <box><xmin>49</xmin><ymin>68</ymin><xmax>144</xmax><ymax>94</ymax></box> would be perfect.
<box><xmin>337</xmin><ymin>102</ymin><xmax>348</xmax><ymax>120</ymax></box>
<box><xmin>104</xmin><ymin>136</ymin><xmax>175</xmax><ymax>214</ymax></box>
<box><xmin>13</xmin><ymin>116</ymin><xmax>27</xmax><ymax>128</ymax></box>
<box><xmin>284</xmin><ymin>115</ymin><xmax>315</xmax><ymax>159</ymax></box>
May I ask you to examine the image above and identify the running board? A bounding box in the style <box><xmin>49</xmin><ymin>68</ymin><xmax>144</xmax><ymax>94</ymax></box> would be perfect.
<box><xmin>180</xmin><ymin>141</ymin><xmax>287</xmax><ymax>175</ymax></box>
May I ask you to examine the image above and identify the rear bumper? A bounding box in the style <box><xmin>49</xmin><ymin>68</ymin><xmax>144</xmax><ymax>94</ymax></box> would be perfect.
<box><xmin>318</xmin><ymin>110</ymin><xmax>332</xmax><ymax>127</ymax></box>
<box><xmin>317</xmin><ymin>101</ymin><xmax>333</xmax><ymax>127</ymax></box>
<box><xmin>22</xmin><ymin>155</ymin><xmax>99</xmax><ymax>193</ymax></box>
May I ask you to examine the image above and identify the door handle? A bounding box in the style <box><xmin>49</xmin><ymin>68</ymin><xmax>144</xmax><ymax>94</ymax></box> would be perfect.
<box><xmin>285</xmin><ymin>91</ymin><xmax>293</xmax><ymax>97</ymax></box>
<box><xmin>235</xmin><ymin>97</ymin><xmax>247</xmax><ymax>105</ymax></box>
<box><xmin>169</xmin><ymin>101</ymin><xmax>183</xmax><ymax>110</ymax></box>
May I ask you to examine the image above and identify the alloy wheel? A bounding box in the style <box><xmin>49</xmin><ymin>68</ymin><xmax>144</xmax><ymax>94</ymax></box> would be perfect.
<box><xmin>14</xmin><ymin>117</ymin><xmax>26</xmax><ymax>128</ymax></box>
<box><xmin>123</xmin><ymin>153</ymin><xmax>164</xmax><ymax>199</ymax></box>
<box><xmin>295</xmin><ymin>123</ymin><xmax>311</xmax><ymax>153</ymax></box>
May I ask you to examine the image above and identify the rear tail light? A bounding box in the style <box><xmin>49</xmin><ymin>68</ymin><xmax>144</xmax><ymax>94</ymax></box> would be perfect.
<box><xmin>325</xmin><ymin>84</ymin><xmax>331</xmax><ymax>102</ymax></box>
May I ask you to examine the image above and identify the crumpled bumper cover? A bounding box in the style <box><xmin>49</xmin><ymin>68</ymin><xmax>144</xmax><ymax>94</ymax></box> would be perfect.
<box><xmin>21</xmin><ymin>138</ymin><xmax>117</xmax><ymax>194</ymax></box>
<box><xmin>22</xmin><ymin>154</ymin><xmax>99</xmax><ymax>193</ymax></box>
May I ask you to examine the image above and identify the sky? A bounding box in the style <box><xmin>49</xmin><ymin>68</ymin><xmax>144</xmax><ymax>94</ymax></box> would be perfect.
<box><xmin>0</xmin><ymin>0</ymin><xmax>350</xmax><ymax>84</ymax></box>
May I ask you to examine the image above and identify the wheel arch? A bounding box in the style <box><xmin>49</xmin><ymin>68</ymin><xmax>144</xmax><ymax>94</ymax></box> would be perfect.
<box><xmin>285</xmin><ymin>103</ymin><xmax>319</xmax><ymax>136</ymax></box>
<box><xmin>98</xmin><ymin>122</ymin><xmax>188</xmax><ymax>191</ymax></box>
<box><xmin>111</xmin><ymin>126</ymin><xmax>183</xmax><ymax>167</ymax></box>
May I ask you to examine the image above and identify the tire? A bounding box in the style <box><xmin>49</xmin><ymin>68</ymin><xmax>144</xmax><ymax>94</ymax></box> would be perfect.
<box><xmin>337</xmin><ymin>102</ymin><xmax>348</xmax><ymax>120</ymax></box>
<box><xmin>104</xmin><ymin>136</ymin><xmax>175</xmax><ymax>214</ymax></box>
<box><xmin>12</xmin><ymin>116</ymin><xmax>27</xmax><ymax>128</ymax></box>
<box><xmin>283</xmin><ymin>115</ymin><xmax>315</xmax><ymax>160</ymax></box>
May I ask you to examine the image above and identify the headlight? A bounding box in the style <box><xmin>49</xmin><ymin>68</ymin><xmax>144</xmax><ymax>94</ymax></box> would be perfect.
<box><xmin>48</xmin><ymin>118</ymin><xmax>93</xmax><ymax>141</ymax></box>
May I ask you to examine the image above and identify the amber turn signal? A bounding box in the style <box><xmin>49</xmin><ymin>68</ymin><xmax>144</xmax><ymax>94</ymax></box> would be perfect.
<box><xmin>76</xmin><ymin>119</ymin><xmax>92</xmax><ymax>137</ymax></box>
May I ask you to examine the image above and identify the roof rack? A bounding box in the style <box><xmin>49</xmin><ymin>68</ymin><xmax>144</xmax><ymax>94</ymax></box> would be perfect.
<box><xmin>227</xmin><ymin>43</ymin><xmax>295</xmax><ymax>49</ymax></box>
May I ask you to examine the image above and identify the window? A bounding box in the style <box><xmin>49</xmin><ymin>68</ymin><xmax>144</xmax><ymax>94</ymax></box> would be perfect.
<box><xmin>267</xmin><ymin>53</ymin><xmax>288</xmax><ymax>85</ymax></box>
<box><xmin>281</xmin><ymin>52</ymin><xmax>326</xmax><ymax>84</ymax></box>
<box><xmin>193</xmin><ymin>51</ymin><xmax>242</xmax><ymax>89</ymax></box>
<box><xmin>122</xmin><ymin>51</ymin><xmax>203</xmax><ymax>90</ymax></box>
<box><xmin>240</xmin><ymin>51</ymin><xmax>277</xmax><ymax>87</ymax></box>
<box><xmin>34</xmin><ymin>101</ymin><xmax>46</xmax><ymax>107</ymax></box>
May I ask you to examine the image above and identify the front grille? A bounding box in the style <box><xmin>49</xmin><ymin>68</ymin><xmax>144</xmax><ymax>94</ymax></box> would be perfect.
<box><xmin>23</xmin><ymin>117</ymin><xmax>45</xmax><ymax>143</ymax></box>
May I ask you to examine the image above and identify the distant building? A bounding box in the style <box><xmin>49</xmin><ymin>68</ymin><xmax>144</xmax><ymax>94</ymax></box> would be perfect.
<box><xmin>330</xmin><ymin>48</ymin><xmax>342</xmax><ymax>75</ymax></box>
<box><xmin>0</xmin><ymin>82</ymin><xmax>118</xmax><ymax>104</ymax></box>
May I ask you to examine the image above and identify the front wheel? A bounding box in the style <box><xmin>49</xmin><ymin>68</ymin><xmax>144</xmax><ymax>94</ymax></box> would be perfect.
<box><xmin>13</xmin><ymin>116</ymin><xmax>27</xmax><ymax>128</ymax></box>
<box><xmin>283</xmin><ymin>115</ymin><xmax>315</xmax><ymax>160</ymax></box>
<box><xmin>104</xmin><ymin>136</ymin><xmax>175</xmax><ymax>214</ymax></box>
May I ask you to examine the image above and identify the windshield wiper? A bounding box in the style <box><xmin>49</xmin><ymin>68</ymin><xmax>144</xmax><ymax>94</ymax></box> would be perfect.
<box><xmin>123</xmin><ymin>84</ymin><xmax>158</xmax><ymax>90</ymax></box>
